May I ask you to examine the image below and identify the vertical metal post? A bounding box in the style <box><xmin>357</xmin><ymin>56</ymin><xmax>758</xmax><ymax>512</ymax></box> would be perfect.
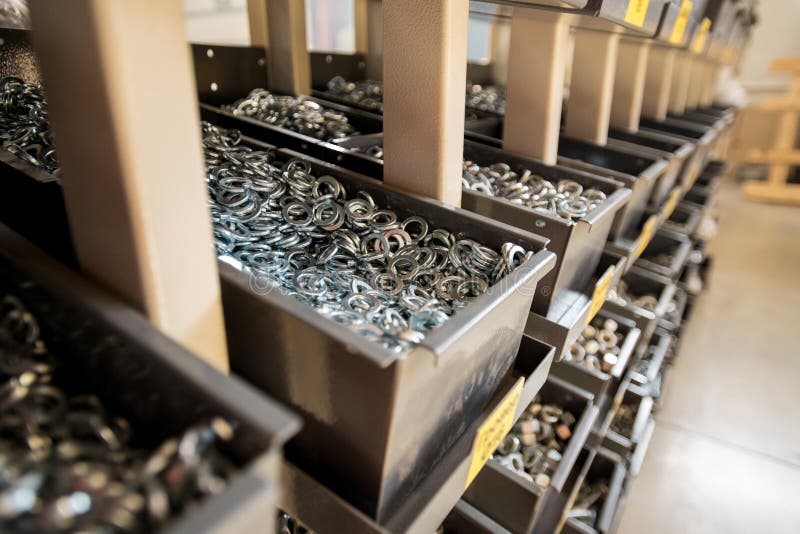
<box><xmin>29</xmin><ymin>0</ymin><xmax>229</xmax><ymax>371</ymax></box>
<box><xmin>354</xmin><ymin>0</ymin><xmax>369</xmax><ymax>54</ymax></box>
<box><xmin>502</xmin><ymin>10</ymin><xmax>572</xmax><ymax>165</ymax></box>
<box><xmin>382</xmin><ymin>0</ymin><xmax>468</xmax><ymax>205</ymax></box>
<box><xmin>365</xmin><ymin>0</ymin><xmax>383</xmax><ymax>80</ymax></box>
<box><xmin>669</xmin><ymin>52</ymin><xmax>692</xmax><ymax>115</ymax></box>
<box><xmin>265</xmin><ymin>0</ymin><xmax>311</xmax><ymax>95</ymax></box>
<box><xmin>685</xmin><ymin>57</ymin><xmax>704</xmax><ymax>110</ymax></box>
<box><xmin>247</xmin><ymin>0</ymin><xmax>269</xmax><ymax>47</ymax></box>
<box><xmin>610</xmin><ymin>39</ymin><xmax>650</xmax><ymax>132</ymax></box>
<box><xmin>564</xmin><ymin>28</ymin><xmax>621</xmax><ymax>145</ymax></box>
<box><xmin>642</xmin><ymin>45</ymin><xmax>676</xmax><ymax>120</ymax></box>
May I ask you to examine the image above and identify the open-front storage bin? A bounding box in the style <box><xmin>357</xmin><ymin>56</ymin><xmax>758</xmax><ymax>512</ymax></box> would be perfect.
<box><xmin>554</xmin><ymin>138</ymin><xmax>667</xmax><ymax>241</ymax></box>
<box><xmin>550</xmin><ymin>310</ymin><xmax>641</xmax><ymax>402</ymax></box>
<box><xmin>639</xmin><ymin>118</ymin><xmax>718</xmax><ymax>186</ymax></box>
<box><xmin>602</xmin><ymin>266</ymin><xmax>678</xmax><ymax>349</ymax></box>
<box><xmin>280</xmin><ymin>337</ymin><xmax>557</xmax><ymax>533</ymax></box>
<box><xmin>220</xmin><ymin>137</ymin><xmax>557</xmax><ymax>521</ymax></box>
<box><xmin>0</xmin><ymin>225</ymin><xmax>301</xmax><ymax>533</ymax></box>
<box><xmin>526</xmin><ymin>252</ymin><xmax>627</xmax><ymax>362</ymax></box>
<box><xmin>463</xmin><ymin>122</ymin><xmax>667</xmax><ymax>242</ymax></box>
<box><xmin>662</xmin><ymin>202</ymin><xmax>703</xmax><ymax>236</ymax></box>
<box><xmin>462</xmin><ymin>376</ymin><xmax>599</xmax><ymax>534</ymax></box>
<box><xmin>461</xmin><ymin>141</ymin><xmax>631</xmax><ymax>315</ymax></box>
<box><xmin>628</xmin><ymin>329</ymin><xmax>673</xmax><ymax>399</ymax></box>
<box><xmin>563</xmin><ymin>448</ymin><xmax>628</xmax><ymax>534</ymax></box>
<box><xmin>600</xmin><ymin>383</ymin><xmax>655</xmax><ymax>462</ymax></box>
<box><xmin>607</xmin><ymin>128</ymin><xmax>695</xmax><ymax>206</ymax></box>
<box><xmin>633</xmin><ymin>228</ymin><xmax>693</xmax><ymax>281</ymax></box>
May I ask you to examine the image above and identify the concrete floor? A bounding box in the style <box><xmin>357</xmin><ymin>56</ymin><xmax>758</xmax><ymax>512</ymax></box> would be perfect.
<box><xmin>618</xmin><ymin>180</ymin><xmax>800</xmax><ymax>533</ymax></box>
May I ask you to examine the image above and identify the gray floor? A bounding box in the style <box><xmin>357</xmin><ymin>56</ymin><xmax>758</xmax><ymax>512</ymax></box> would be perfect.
<box><xmin>617</xmin><ymin>180</ymin><xmax>800</xmax><ymax>533</ymax></box>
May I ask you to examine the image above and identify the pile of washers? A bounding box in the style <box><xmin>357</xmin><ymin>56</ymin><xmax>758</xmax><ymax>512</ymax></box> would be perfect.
<box><xmin>202</xmin><ymin>123</ymin><xmax>530</xmax><ymax>352</ymax></box>
<box><xmin>0</xmin><ymin>77</ymin><xmax>59</xmax><ymax>174</ymax></box>
<box><xmin>226</xmin><ymin>89</ymin><xmax>357</xmax><ymax>141</ymax></box>
<box><xmin>463</xmin><ymin>161</ymin><xmax>607</xmax><ymax>221</ymax></box>
<box><xmin>0</xmin><ymin>294</ymin><xmax>236</xmax><ymax>532</ymax></box>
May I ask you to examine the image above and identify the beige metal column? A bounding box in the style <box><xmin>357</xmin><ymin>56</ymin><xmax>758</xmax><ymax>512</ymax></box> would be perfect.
<box><xmin>700</xmin><ymin>62</ymin><xmax>718</xmax><ymax>107</ymax></box>
<box><xmin>354</xmin><ymin>0</ymin><xmax>369</xmax><ymax>54</ymax></box>
<box><xmin>669</xmin><ymin>52</ymin><xmax>692</xmax><ymax>115</ymax></box>
<box><xmin>265</xmin><ymin>0</ymin><xmax>311</xmax><ymax>95</ymax></box>
<box><xmin>685</xmin><ymin>56</ymin><xmax>704</xmax><ymax>110</ymax></box>
<box><xmin>642</xmin><ymin>45</ymin><xmax>676</xmax><ymax>120</ymax></box>
<box><xmin>365</xmin><ymin>0</ymin><xmax>383</xmax><ymax>80</ymax></box>
<box><xmin>610</xmin><ymin>38</ymin><xmax>650</xmax><ymax>132</ymax></box>
<box><xmin>564</xmin><ymin>28</ymin><xmax>621</xmax><ymax>145</ymax></box>
<box><xmin>29</xmin><ymin>0</ymin><xmax>229</xmax><ymax>372</ymax></box>
<box><xmin>502</xmin><ymin>10</ymin><xmax>572</xmax><ymax>165</ymax></box>
<box><xmin>382</xmin><ymin>0</ymin><xmax>468</xmax><ymax>205</ymax></box>
<box><xmin>247</xmin><ymin>0</ymin><xmax>269</xmax><ymax>47</ymax></box>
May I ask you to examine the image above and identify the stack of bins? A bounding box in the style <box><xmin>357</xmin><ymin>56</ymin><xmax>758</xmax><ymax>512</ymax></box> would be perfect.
<box><xmin>0</xmin><ymin>225</ymin><xmax>300</xmax><ymax>533</ymax></box>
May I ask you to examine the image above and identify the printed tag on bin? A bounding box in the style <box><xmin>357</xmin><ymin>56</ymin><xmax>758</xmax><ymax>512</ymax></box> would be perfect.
<box><xmin>465</xmin><ymin>377</ymin><xmax>524</xmax><ymax>489</ymax></box>
<box><xmin>670</xmin><ymin>0</ymin><xmax>693</xmax><ymax>44</ymax></box>
<box><xmin>663</xmin><ymin>187</ymin><xmax>682</xmax><ymax>220</ymax></box>
<box><xmin>624</xmin><ymin>0</ymin><xmax>650</xmax><ymax>28</ymax></box>
<box><xmin>588</xmin><ymin>266</ymin><xmax>616</xmax><ymax>326</ymax></box>
<box><xmin>634</xmin><ymin>216</ymin><xmax>658</xmax><ymax>260</ymax></box>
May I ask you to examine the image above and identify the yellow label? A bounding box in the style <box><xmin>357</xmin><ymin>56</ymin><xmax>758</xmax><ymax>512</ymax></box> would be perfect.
<box><xmin>692</xmin><ymin>17</ymin><xmax>712</xmax><ymax>54</ymax></box>
<box><xmin>634</xmin><ymin>216</ymin><xmax>658</xmax><ymax>260</ymax></box>
<box><xmin>669</xmin><ymin>0</ymin><xmax>693</xmax><ymax>45</ymax></box>
<box><xmin>663</xmin><ymin>187</ymin><xmax>682</xmax><ymax>220</ymax></box>
<box><xmin>465</xmin><ymin>377</ymin><xmax>524</xmax><ymax>488</ymax></box>
<box><xmin>587</xmin><ymin>266</ymin><xmax>615</xmax><ymax>326</ymax></box>
<box><xmin>624</xmin><ymin>0</ymin><xmax>650</xmax><ymax>27</ymax></box>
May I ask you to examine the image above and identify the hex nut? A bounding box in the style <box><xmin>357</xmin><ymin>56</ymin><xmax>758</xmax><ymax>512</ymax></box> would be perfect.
<box><xmin>535</xmin><ymin>473</ymin><xmax>551</xmax><ymax>488</ymax></box>
<box><xmin>603</xmin><ymin>318</ymin><xmax>618</xmax><ymax>333</ymax></box>
<box><xmin>556</xmin><ymin>423</ymin><xmax>572</xmax><ymax>441</ymax></box>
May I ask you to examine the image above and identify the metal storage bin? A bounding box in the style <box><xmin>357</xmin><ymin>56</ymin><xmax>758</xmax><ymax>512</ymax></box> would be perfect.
<box><xmin>662</xmin><ymin>203</ymin><xmax>703</xmax><ymax>236</ymax></box>
<box><xmin>554</xmin><ymin>138</ymin><xmax>667</xmax><ymax>241</ymax></box>
<box><xmin>462</xmin><ymin>376</ymin><xmax>600</xmax><ymax>534</ymax></box>
<box><xmin>220</xmin><ymin>140</ymin><xmax>556</xmax><ymax>520</ymax></box>
<box><xmin>0</xmin><ymin>225</ymin><xmax>300</xmax><ymax>534</ymax></box>
<box><xmin>550</xmin><ymin>311</ymin><xmax>641</xmax><ymax>402</ymax></box>
<box><xmin>682</xmin><ymin>184</ymin><xmax>716</xmax><ymax>213</ymax></box>
<box><xmin>525</xmin><ymin>252</ymin><xmax>627</xmax><ymax>362</ymax></box>
<box><xmin>633</xmin><ymin>228</ymin><xmax>693</xmax><ymax>281</ymax></box>
<box><xmin>629</xmin><ymin>329</ymin><xmax>673</xmax><ymax>398</ymax></box>
<box><xmin>280</xmin><ymin>337</ymin><xmax>556</xmax><ymax>533</ymax></box>
<box><xmin>562</xmin><ymin>448</ymin><xmax>628</xmax><ymax>534</ymax></box>
<box><xmin>639</xmin><ymin>118</ymin><xmax>718</xmax><ymax>185</ymax></box>
<box><xmin>461</xmin><ymin>141</ymin><xmax>631</xmax><ymax>315</ymax></box>
<box><xmin>600</xmin><ymin>383</ymin><xmax>655</xmax><ymax>461</ymax></box>
<box><xmin>608</xmin><ymin>128</ymin><xmax>696</xmax><ymax>206</ymax></box>
<box><xmin>602</xmin><ymin>266</ymin><xmax>678</xmax><ymax>350</ymax></box>
<box><xmin>658</xmin><ymin>287</ymin><xmax>689</xmax><ymax>334</ymax></box>
<box><xmin>695</xmin><ymin>160</ymin><xmax>726</xmax><ymax>191</ymax></box>
<box><xmin>463</xmin><ymin>124</ymin><xmax>667</xmax><ymax>241</ymax></box>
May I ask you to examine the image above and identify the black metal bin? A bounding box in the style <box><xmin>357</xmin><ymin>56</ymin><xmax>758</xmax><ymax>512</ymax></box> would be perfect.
<box><xmin>462</xmin><ymin>376</ymin><xmax>600</xmax><ymax>534</ymax></box>
<box><xmin>0</xmin><ymin>225</ymin><xmax>300</xmax><ymax>534</ymax></box>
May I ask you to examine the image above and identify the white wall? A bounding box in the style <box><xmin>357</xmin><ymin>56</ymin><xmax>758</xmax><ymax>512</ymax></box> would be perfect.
<box><xmin>738</xmin><ymin>0</ymin><xmax>800</xmax><ymax>99</ymax></box>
